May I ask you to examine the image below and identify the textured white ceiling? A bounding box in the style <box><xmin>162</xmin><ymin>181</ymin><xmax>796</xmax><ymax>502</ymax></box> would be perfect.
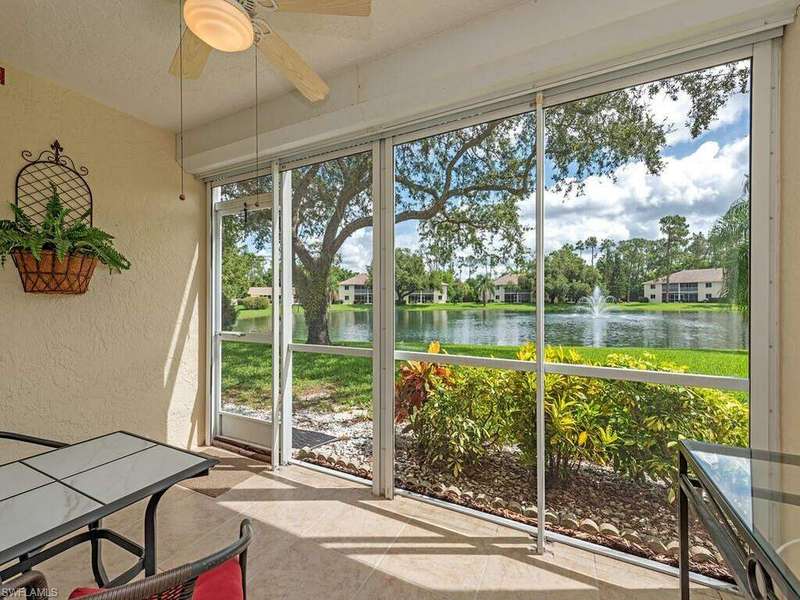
<box><xmin>0</xmin><ymin>0</ymin><xmax>528</xmax><ymax>131</ymax></box>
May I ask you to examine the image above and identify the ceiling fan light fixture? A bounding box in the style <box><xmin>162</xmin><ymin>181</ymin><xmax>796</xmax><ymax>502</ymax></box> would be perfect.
<box><xmin>183</xmin><ymin>0</ymin><xmax>254</xmax><ymax>52</ymax></box>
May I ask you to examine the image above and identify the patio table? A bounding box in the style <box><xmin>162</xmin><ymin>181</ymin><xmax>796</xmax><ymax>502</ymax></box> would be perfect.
<box><xmin>0</xmin><ymin>431</ymin><xmax>217</xmax><ymax>588</ymax></box>
<box><xmin>678</xmin><ymin>440</ymin><xmax>800</xmax><ymax>599</ymax></box>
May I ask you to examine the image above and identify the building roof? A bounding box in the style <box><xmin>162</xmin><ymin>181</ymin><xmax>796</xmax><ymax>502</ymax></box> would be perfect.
<box><xmin>339</xmin><ymin>273</ymin><xmax>370</xmax><ymax>286</ymax></box>
<box><xmin>645</xmin><ymin>268</ymin><xmax>724</xmax><ymax>285</ymax></box>
<box><xmin>493</xmin><ymin>273</ymin><xmax>520</xmax><ymax>286</ymax></box>
<box><xmin>248</xmin><ymin>286</ymin><xmax>273</xmax><ymax>296</ymax></box>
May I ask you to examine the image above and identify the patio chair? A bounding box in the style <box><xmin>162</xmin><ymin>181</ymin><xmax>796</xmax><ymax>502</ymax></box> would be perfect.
<box><xmin>67</xmin><ymin>519</ymin><xmax>253</xmax><ymax>600</ymax></box>
<box><xmin>0</xmin><ymin>570</ymin><xmax>50</xmax><ymax>598</ymax></box>
<box><xmin>0</xmin><ymin>430</ymin><xmax>67</xmax><ymax>449</ymax></box>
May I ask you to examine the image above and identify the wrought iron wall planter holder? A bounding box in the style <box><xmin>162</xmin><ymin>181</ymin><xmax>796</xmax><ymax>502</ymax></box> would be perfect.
<box><xmin>9</xmin><ymin>140</ymin><xmax>97</xmax><ymax>294</ymax></box>
<box><xmin>16</xmin><ymin>139</ymin><xmax>92</xmax><ymax>226</ymax></box>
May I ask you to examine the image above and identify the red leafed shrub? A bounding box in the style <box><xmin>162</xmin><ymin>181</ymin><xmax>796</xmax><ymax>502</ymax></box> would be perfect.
<box><xmin>394</xmin><ymin>341</ymin><xmax>452</xmax><ymax>422</ymax></box>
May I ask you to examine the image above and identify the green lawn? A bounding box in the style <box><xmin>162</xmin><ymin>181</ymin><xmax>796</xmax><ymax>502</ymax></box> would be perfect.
<box><xmin>221</xmin><ymin>341</ymin><xmax>372</xmax><ymax>412</ymax></box>
<box><xmin>396</xmin><ymin>342</ymin><xmax>747</xmax><ymax>378</ymax></box>
<box><xmin>221</xmin><ymin>339</ymin><xmax>747</xmax><ymax>413</ymax></box>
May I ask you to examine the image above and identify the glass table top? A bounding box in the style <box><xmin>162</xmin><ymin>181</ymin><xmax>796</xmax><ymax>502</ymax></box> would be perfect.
<box><xmin>685</xmin><ymin>441</ymin><xmax>800</xmax><ymax>593</ymax></box>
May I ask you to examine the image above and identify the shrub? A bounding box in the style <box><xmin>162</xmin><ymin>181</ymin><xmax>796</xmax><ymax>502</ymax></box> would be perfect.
<box><xmin>395</xmin><ymin>341</ymin><xmax>452</xmax><ymax>422</ymax></box>
<box><xmin>222</xmin><ymin>294</ymin><xmax>238</xmax><ymax>330</ymax></box>
<box><xmin>239</xmin><ymin>295</ymin><xmax>270</xmax><ymax>310</ymax></box>
<box><xmin>600</xmin><ymin>352</ymin><xmax>748</xmax><ymax>488</ymax></box>
<box><xmin>395</xmin><ymin>342</ymin><xmax>748</xmax><ymax>491</ymax></box>
<box><xmin>504</xmin><ymin>345</ymin><xmax>617</xmax><ymax>482</ymax></box>
<box><xmin>407</xmin><ymin>365</ymin><xmax>507</xmax><ymax>477</ymax></box>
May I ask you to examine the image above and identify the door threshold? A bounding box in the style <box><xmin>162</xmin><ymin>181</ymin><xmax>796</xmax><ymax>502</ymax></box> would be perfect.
<box><xmin>212</xmin><ymin>436</ymin><xmax>271</xmax><ymax>463</ymax></box>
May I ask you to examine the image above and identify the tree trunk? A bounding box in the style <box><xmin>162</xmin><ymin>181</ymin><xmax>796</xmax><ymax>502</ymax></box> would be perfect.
<box><xmin>664</xmin><ymin>240</ymin><xmax>672</xmax><ymax>303</ymax></box>
<box><xmin>304</xmin><ymin>297</ymin><xmax>332</xmax><ymax>345</ymax></box>
<box><xmin>295</xmin><ymin>262</ymin><xmax>332</xmax><ymax>345</ymax></box>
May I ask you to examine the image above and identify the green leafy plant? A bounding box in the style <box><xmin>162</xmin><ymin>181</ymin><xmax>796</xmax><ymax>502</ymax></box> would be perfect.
<box><xmin>407</xmin><ymin>365</ymin><xmax>507</xmax><ymax>477</ymax></box>
<box><xmin>504</xmin><ymin>345</ymin><xmax>618</xmax><ymax>483</ymax></box>
<box><xmin>0</xmin><ymin>183</ymin><xmax>130</xmax><ymax>272</ymax></box>
<box><xmin>600</xmin><ymin>352</ymin><xmax>747</xmax><ymax>492</ymax></box>
<box><xmin>239</xmin><ymin>296</ymin><xmax>271</xmax><ymax>310</ymax></box>
<box><xmin>397</xmin><ymin>342</ymin><xmax>746</xmax><ymax>495</ymax></box>
<box><xmin>395</xmin><ymin>341</ymin><xmax>453</xmax><ymax>422</ymax></box>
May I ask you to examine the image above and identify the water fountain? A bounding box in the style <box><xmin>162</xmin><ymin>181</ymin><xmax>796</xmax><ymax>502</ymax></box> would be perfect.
<box><xmin>579</xmin><ymin>286</ymin><xmax>616</xmax><ymax>318</ymax></box>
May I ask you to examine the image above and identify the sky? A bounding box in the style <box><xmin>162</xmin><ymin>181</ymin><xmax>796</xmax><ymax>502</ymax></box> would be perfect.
<box><xmin>246</xmin><ymin>62</ymin><xmax>751</xmax><ymax>277</ymax></box>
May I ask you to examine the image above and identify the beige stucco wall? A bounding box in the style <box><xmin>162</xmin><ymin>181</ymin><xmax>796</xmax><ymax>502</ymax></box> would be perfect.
<box><xmin>0</xmin><ymin>64</ymin><xmax>206</xmax><ymax>458</ymax></box>
<box><xmin>781</xmin><ymin>21</ymin><xmax>800</xmax><ymax>454</ymax></box>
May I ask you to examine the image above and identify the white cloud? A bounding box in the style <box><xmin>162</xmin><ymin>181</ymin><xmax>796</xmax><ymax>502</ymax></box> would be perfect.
<box><xmin>339</xmin><ymin>226</ymin><xmax>373</xmax><ymax>272</ymax></box>
<box><xmin>544</xmin><ymin>136</ymin><xmax>749</xmax><ymax>252</ymax></box>
<box><xmin>650</xmin><ymin>88</ymin><xmax>749</xmax><ymax>145</ymax></box>
<box><xmin>384</xmin><ymin>133</ymin><xmax>749</xmax><ymax>273</ymax></box>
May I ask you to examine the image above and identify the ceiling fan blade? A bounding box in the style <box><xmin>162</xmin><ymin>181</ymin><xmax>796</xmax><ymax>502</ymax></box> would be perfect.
<box><xmin>168</xmin><ymin>27</ymin><xmax>213</xmax><ymax>79</ymax></box>
<box><xmin>257</xmin><ymin>29</ymin><xmax>330</xmax><ymax>102</ymax></box>
<box><xmin>272</xmin><ymin>0</ymin><xmax>371</xmax><ymax>16</ymax></box>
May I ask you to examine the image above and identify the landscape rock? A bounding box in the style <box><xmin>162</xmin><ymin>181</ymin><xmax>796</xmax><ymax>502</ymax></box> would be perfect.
<box><xmin>545</xmin><ymin>511</ymin><xmax>559</xmax><ymax>525</ymax></box>
<box><xmin>621</xmin><ymin>531</ymin><xmax>642</xmax><ymax>546</ymax></box>
<box><xmin>561</xmin><ymin>515</ymin><xmax>580</xmax><ymax>530</ymax></box>
<box><xmin>665</xmin><ymin>541</ymin><xmax>680</xmax><ymax>558</ymax></box>
<box><xmin>690</xmin><ymin>546</ymin><xmax>716</xmax><ymax>563</ymax></box>
<box><xmin>599</xmin><ymin>523</ymin><xmax>621</xmax><ymax>537</ymax></box>
<box><xmin>523</xmin><ymin>505</ymin><xmax>538</xmax><ymax>518</ymax></box>
<box><xmin>578</xmin><ymin>518</ymin><xmax>600</xmax><ymax>535</ymax></box>
<box><xmin>645</xmin><ymin>537</ymin><xmax>667</xmax><ymax>555</ymax></box>
<box><xmin>445</xmin><ymin>485</ymin><xmax>462</xmax><ymax>498</ymax></box>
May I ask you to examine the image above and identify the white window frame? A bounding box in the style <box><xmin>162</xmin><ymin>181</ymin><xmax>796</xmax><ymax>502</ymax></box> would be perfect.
<box><xmin>206</xmin><ymin>34</ymin><xmax>781</xmax><ymax>585</ymax></box>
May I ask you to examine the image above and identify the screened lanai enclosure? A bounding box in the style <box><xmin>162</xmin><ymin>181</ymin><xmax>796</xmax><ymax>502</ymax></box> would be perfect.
<box><xmin>209</xmin><ymin>45</ymin><xmax>775</xmax><ymax>583</ymax></box>
<box><xmin>4</xmin><ymin>0</ymin><xmax>799</xmax><ymax>597</ymax></box>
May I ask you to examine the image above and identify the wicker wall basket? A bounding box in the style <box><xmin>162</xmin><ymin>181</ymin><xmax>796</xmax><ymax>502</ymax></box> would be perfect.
<box><xmin>11</xmin><ymin>249</ymin><xmax>98</xmax><ymax>294</ymax></box>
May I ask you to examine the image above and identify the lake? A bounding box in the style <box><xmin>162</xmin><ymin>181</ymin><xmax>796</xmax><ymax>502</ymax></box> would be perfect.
<box><xmin>233</xmin><ymin>307</ymin><xmax>748</xmax><ymax>350</ymax></box>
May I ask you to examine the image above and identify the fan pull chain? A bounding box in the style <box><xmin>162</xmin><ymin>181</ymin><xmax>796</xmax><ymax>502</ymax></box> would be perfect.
<box><xmin>178</xmin><ymin>0</ymin><xmax>186</xmax><ymax>201</ymax></box>
<box><xmin>254</xmin><ymin>44</ymin><xmax>260</xmax><ymax>207</ymax></box>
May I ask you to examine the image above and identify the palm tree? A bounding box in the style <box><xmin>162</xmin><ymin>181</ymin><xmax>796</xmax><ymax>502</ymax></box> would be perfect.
<box><xmin>574</xmin><ymin>240</ymin><xmax>585</xmax><ymax>261</ymax></box>
<box><xmin>475</xmin><ymin>274</ymin><xmax>495</xmax><ymax>306</ymax></box>
<box><xmin>583</xmin><ymin>236</ymin><xmax>599</xmax><ymax>266</ymax></box>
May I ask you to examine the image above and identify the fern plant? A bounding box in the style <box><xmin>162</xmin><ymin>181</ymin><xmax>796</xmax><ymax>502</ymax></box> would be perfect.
<box><xmin>0</xmin><ymin>183</ymin><xmax>130</xmax><ymax>272</ymax></box>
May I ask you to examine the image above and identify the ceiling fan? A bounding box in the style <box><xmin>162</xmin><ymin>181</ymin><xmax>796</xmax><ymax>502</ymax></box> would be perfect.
<box><xmin>169</xmin><ymin>0</ymin><xmax>371</xmax><ymax>102</ymax></box>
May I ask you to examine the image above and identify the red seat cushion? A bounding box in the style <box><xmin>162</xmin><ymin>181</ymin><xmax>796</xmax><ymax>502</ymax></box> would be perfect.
<box><xmin>69</xmin><ymin>557</ymin><xmax>243</xmax><ymax>600</ymax></box>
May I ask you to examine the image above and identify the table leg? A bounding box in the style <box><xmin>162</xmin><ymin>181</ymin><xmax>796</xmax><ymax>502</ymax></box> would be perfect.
<box><xmin>89</xmin><ymin>520</ymin><xmax>109</xmax><ymax>587</ymax></box>
<box><xmin>679</xmin><ymin>453</ymin><xmax>690</xmax><ymax>600</ymax></box>
<box><xmin>144</xmin><ymin>490</ymin><xmax>166</xmax><ymax>576</ymax></box>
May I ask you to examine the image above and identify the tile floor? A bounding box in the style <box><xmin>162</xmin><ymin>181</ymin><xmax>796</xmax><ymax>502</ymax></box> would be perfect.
<box><xmin>23</xmin><ymin>447</ymin><xmax>739</xmax><ymax>599</ymax></box>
